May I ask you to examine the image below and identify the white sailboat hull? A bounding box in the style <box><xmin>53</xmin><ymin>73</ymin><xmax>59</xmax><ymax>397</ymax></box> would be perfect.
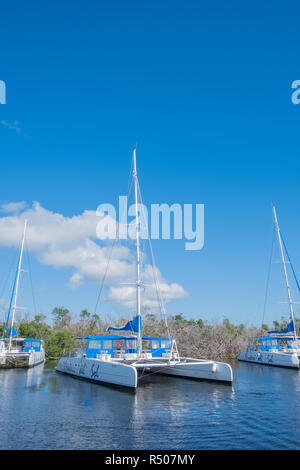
<box><xmin>239</xmin><ymin>349</ymin><xmax>299</xmax><ymax>369</ymax></box>
<box><xmin>156</xmin><ymin>357</ymin><xmax>233</xmax><ymax>383</ymax></box>
<box><xmin>56</xmin><ymin>356</ymin><xmax>138</xmax><ymax>390</ymax></box>
<box><xmin>0</xmin><ymin>350</ymin><xmax>45</xmax><ymax>368</ymax></box>
<box><xmin>56</xmin><ymin>355</ymin><xmax>233</xmax><ymax>389</ymax></box>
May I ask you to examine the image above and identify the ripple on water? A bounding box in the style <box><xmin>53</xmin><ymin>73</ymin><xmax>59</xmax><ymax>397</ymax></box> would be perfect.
<box><xmin>0</xmin><ymin>362</ymin><xmax>299</xmax><ymax>449</ymax></box>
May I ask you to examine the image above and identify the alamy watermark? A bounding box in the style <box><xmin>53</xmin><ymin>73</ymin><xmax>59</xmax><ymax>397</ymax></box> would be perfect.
<box><xmin>0</xmin><ymin>80</ymin><xmax>6</xmax><ymax>104</ymax></box>
<box><xmin>96</xmin><ymin>197</ymin><xmax>204</xmax><ymax>251</ymax></box>
<box><xmin>291</xmin><ymin>80</ymin><xmax>300</xmax><ymax>104</ymax></box>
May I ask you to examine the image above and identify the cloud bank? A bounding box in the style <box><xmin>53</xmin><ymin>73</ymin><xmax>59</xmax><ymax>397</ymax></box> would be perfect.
<box><xmin>0</xmin><ymin>201</ymin><xmax>188</xmax><ymax>310</ymax></box>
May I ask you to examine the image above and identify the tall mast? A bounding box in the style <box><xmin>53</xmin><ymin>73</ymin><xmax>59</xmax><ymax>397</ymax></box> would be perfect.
<box><xmin>133</xmin><ymin>149</ymin><xmax>142</xmax><ymax>355</ymax></box>
<box><xmin>8</xmin><ymin>219</ymin><xmax>27</xmax><ymax>351</ymax></box>
<box><xmin>272</xmin><ymin>206</ymin><xmax>297</xmax><ymax>342</ymax></box>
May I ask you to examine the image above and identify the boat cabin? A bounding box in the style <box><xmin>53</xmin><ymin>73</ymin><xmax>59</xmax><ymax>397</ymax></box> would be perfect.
<box><xmin>1</xmin><ymin>338</ymin><xmax>43</xmax><ymax>353</ymax></box>
<box><xmin>86</xmin><ymin>335</ymin><xmax>137</xmax><ymax>358</ymax></box>
<box><xmin>251</xmin><ymin>336</ymin><xmax>299</xmax><ymax>352</ymax></box>
<box><xmin>142</xmin><ymin>336</ymin><xmax>173</xmax><ymax>357</ymax></box>
<box><xmin>74</xmin><ymin>334</ymin><xmax>174</xmax><ymax>360</ymax></box>
<box><xmin>23</xmin><ymin>338</ymin><xmax>43</xmax><ymax>352</ymax></box>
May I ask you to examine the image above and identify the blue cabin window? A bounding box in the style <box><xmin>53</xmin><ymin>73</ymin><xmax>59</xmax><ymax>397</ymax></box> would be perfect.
<box><xmin>151</xmin><ymin>339</ymin><xmax>173</xmax><ymax>357</ymax></box>
<box><xmin>24</xmin><ymin>339</ymin><xmax>41</xmax><ymax>352</ymax></box>
<box><xmin>287</xmin><ymin>340</ymin><xmax>297</xmax><ymax>349</ymax></box>
<box><xmin>126</xmin><ymin>339</ymin><xmax>137</xmax><ymax>353</ymax></box>
<box><xmin>89</xmin><ymin>340</ymin><xmax>102</xmax><ymax>349</ymax></box>
<box><xmin>261</xmin><ymin>338</ymin><xmax>279</xmax><ymax>351</ymax></box>
<box><xmin>86</xmin><ymin>339</ymin><xmax>113</xmax><ymax>358</ymax></box>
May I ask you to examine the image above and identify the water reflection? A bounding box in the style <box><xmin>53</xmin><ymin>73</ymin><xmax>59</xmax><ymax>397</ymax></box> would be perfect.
<box><xmin>26</xmin><ymin>363</ymin><xmax>45</xmax><ymax>390</ymax></box>
<box><xmin>0</xmin><ymin>361</ymin><xmax>299</xmax><ymax>449</ymax></box>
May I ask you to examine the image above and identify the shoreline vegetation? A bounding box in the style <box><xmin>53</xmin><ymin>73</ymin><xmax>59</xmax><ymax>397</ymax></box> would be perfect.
<box><xmin>1</xmin><ymin>307</ymin><xmax>298</xmax><ymax>362</ymax></box>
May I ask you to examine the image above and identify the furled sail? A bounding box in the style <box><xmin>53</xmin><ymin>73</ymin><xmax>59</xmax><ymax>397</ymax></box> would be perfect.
<box><xmin>10</xmin><ymin>327</ymin><xmax>19</xmax><ymax>337</ymax></box>
<box><xmin>107</xmin><ymin>315</ymin><xmax>141</xmax><ymax>333</ymax></box>
<box><xmin>268</xmin><ymin>320</ymin><xmax>295</xmax><ymax>334</ymax></box>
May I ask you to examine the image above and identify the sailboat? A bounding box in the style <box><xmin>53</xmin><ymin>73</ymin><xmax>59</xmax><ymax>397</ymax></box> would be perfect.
<box><xmin>239</xmin><ymin>206</ymin><xmax>300</xmax><ymax>369</ymax></box>
<box><xmin>56</xmin><ymin>149</ymin><xmax>233</xmax><ymax>389</ymax></box>
<box><xmin>0</xmin><ymin>220</ymin><xmax>45</xmax><ymax>368</ymax></box>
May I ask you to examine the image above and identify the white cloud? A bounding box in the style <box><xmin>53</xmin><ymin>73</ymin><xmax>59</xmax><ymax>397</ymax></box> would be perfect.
<box><xmin>107</xmin><ymin>282</ymin><xmax>188</xmax><ymax>310</ymax></box>
<box><xmin>0</xmin><ymin>201</ymin><xmax>188</xmax><ymax>311</ymax></box>
<box><xmin>1</xmin><ymin>119</ymin><xmax>21</xmax><ymax>133</ymax></box>
<box><xmin>0</xmin><ymin>201</ymin><xmax>27</xmax><ymax>213</ymax></box>
<box><xmin>0</xmin><ymin>119</ymin><xmax>28</xmax><ymax>137</ymax></box>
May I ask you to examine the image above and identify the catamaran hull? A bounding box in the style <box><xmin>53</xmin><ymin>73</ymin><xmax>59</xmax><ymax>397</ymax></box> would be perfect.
<box><xmin>239</xmin><ymin>350</ymin><xmax>299</xmax><ymax>368</ymax></box>
<box><xmin>56</xmin><ymin>356</ymin><xmax>138</xmax><ymax>390</ymax></box>
<box><xmin>0</xmin><ymin>351</ymin><xmax>45</xmax><ymax>369</ymax></box>
<box><xmin>156</xmin><ymin>358</ymin><xmax>233</xmax><ymax>384</ymax></box>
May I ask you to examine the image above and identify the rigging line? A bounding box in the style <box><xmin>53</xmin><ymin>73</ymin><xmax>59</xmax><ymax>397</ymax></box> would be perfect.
<box><xmin>25</xmin><ymin>242</ymin><xmax>38</xmax><ymax>318</ymax></box>
<box><xmin>126</xmin><ymin>172</ymin><xmax>134</xmax><ymax>206</ymax></box>
<box><xmin>261</xmin><ymin>227</ymin><xmax>276</xmax><ymax>335</ymax></box>
<box><xmin>143</xmin><ymin>232</ymin><xmax>170</xmax><ymax>334</ymax></box>
<box><xmin>127</xmin><ymin>157</ymin><xmax>134</xmax><ymax>197</ymax></box>
<box><xmin>136</xmin><ymin>180</ymin><xmax>173</xmax><ymax>341</ymax></box>
<box><xmin>93</xmin><ymin>239</ymin><xmax>118</xmax><ymax>317</ymax></box>
<box><xmin>93</xmin><ymin>157</ymin><xmax>134</xmax><ymax>317</ymax></box>
<box><xmin>3</xmin><ymin>236</ymin><xmax>24</xmax><ymax>339</ymax></box>
<box><xmin>3</xmin><ymin>266</ymin><xmax>18</xmax><ymax>339</ymax></box>
<box><xmin>0</xmin><ymin>243</ymin><xmax>20</xmax><ymax>305</ymax></box>
<box><xmin>136</xmin><ymin>182</ymin><xmax>164</xmax><ymax>311</ymax></box>
<box><xmin>139</xmin><ymin>237</ymin><xmax>146</xmax><ymax>285</ymax></box>
<box><xmin>280</xmin><ymin>231</ymin><xmax>300</xmax><ymax>294</ymax></box>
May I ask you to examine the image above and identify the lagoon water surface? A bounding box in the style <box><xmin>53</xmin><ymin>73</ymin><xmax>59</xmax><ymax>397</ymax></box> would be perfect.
<box><xmin>0</xmin><ymin>360</ymin><xmax>299</xmax><ymax>450</ymax></box>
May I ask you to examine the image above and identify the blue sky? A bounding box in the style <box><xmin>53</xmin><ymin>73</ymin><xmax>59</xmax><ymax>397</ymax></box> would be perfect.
<box><xmin>0</xmin><ymin>0</ymin><xmax>300</xmax><ymax>326</ymax></box>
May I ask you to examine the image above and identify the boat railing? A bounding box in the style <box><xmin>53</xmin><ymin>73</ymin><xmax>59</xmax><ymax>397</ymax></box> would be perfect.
<box><xmin>96</xmin><ymin>353</ymin><xmax>112</xmax><ymax>361</ymax></box>
<box><xmin>113</xmin><ymin>350</ymin><xmax>126</xmax><ymax>359</ymax></box>
<box><xmin>140</xmin><ymin>352</ymin><xmax>152</xmax><ymax>359</ymax></box>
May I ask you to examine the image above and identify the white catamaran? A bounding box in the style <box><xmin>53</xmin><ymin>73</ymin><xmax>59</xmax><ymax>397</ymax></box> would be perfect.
<box><xmin>0</xmin><ymin>220</ymin><xmax>45</xmax><ymax>368</ymax></box>
<box><xmin>56</xmin><ymin>149</ymin><xmax>233</xmax><ymax>390</ymax></box>
<box><xmin>239</xmin><ymin>206</ymin><xmax>300</xmax><ymax>369</ymax></box>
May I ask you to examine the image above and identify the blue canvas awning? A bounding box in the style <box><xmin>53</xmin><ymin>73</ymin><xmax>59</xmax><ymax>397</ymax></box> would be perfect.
<box><xmin>74</xmin><ymin>334</ymin><xmax>137</xmax><ymax>341</ymax></box>
<box><xmin>253</xmin><ymin>335</ymin><xmax>300</xmax><ymax>341</ymax></box>
<box><xmin>142</xmin><ymin>336</ymin><xmax>171</xmax><ymax>341</ymax></box>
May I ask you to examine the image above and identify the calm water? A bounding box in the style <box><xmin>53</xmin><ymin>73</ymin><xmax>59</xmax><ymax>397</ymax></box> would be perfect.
<box><xmin>0</xmin><ymin>360</ymin><xmax>299</xmax><ymax>450</ymax></box>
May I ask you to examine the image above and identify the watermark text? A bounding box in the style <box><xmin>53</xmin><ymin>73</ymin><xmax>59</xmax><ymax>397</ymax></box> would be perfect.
<box><xmin>291</xmin><ymin>80</ymin><xmax>300</xmax><ymax>104</ymax></box>
<box><xmin>96</xmin><ymin>197</ymin><xmax>204</xmax><ymax>251</ymax></box>
<box><xmin>0</xmin><ymin>80</ymin><xmax>6</xmax><ymax>104</ymax></box>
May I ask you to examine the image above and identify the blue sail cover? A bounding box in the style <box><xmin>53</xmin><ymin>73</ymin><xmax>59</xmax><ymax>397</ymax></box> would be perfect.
<box><xmin>107</xmin><ymin>315</ymin><xmax>141</xmax><ymax>333</ymax></box>
<box><xmin>11</xmin><ymin>327</ymin><xmax>18</xmax><ymax>337</ymax></box>
<box><xmin>268</xmin><ymin>320</ymin><xmax>295</xmax><ymax>334</ymax></box>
